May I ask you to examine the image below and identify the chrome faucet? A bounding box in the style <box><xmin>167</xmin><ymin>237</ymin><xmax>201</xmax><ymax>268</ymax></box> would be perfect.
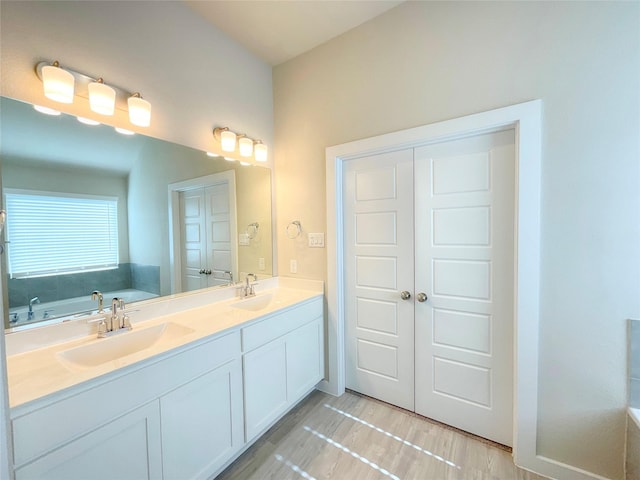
<box><xmin>91</xmin><ymin>290</ymin><xmax>104</xmax><ymax>313</ymax></box>
<box><xmin>27</xmin><ymin>297</ymin><xmax>40</xmax><ymax>320</ymax></box>
<box><xmin>224</xmin><ymin>270</ymin><xmax>234</xmax><ymax>285</ymax></box>
<box><xmin>242</xmin><ymin>273</ymin><xmax>258</xmax><ymax>298</ymax></box>
<box><xmin>95</xmin><ymin>297</ymin><xmax>132</xmax><ymax>338</ymax></box>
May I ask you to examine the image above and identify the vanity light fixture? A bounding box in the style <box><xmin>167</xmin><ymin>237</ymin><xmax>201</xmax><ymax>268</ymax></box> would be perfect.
<box><xmin>88</xmin><ymin>78</ymin><xmax>116</xmax><ymax>115</ymax></box>
<box><xmin>213</xmin><ymin>126</ymin><xmax>268</xmax><ymax>162</ymax></box>
<box><xmin>35</xmin><ymin>60</ymin><xmax>152</xmax><ymax>127</ymax></box>
<box><xmin>206</xmin><ymin>152</ymin><xmax>218</xmax><ymax>158</ymax></box>
<box><xmin>41</xmin><ymin>61</ymin><xmax>75</xmax><ymax>103</ymax></box>
<box><xmin>33</xmin><ymin>105</ymin><xmax>61</xmax><ymax>116</ymax></box>
<box><xmin>115</xmin><ymin>127</ymin><xmax>135</xmax><ymax>136</ymax></box>
<box><xmin>254</xmin><ymin>140</ymin><xmax>268</xmax><ymax>162</ymax></box>
<box><xmin>213</xmin><ymin>127</ymin><xmax>237</xmax><ymax>152</ymax></box>
<box><xmin>128</xmin><ymin>93</ymin><xmax>151</xmax><ymax>127</ymax></box>
<box><xmin>238</xmin><ymin>136</ymin><xmax>254</xmax><ymax>157</ymax></box>
<box><xmin>224</xmin><ymin>157</ymin><xmax>235</xmax><ymax>162</ymax></box>
<box><xmin>240</xmin><ymin>161</ymin><xmax>251</xmax><ymax>166</ymax></box>
<box><xmin>77</xmin><ymin>116</ymin><xmax>100</xmax><ymax>126</ymax></box>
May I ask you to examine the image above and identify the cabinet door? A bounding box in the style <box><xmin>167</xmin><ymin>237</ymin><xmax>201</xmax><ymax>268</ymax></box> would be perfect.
<box><xmin>161</xmin><ymin>359</ymin><xmax>244</xmax><ymax>480</ymax></box>
<box><xmin>14</xmin><ymin>402</ymin><xmax>161</xmax><ymax>480</ymax></box>
<box><xmin>243</xmin><ymin>338</ymin><xmax>287</xmax><ymax>441</ymax></box>
<box><xmin>286</xmin><ymin>318</ymin><xmax>323</xmax><ymax>402</ymax></box>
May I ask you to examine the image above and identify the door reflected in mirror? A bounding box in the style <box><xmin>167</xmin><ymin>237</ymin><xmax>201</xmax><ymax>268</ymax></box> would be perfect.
<box><xmin>0</xmin><ymin>97</ymin><xmax>273</xmax><ymax>330</ymax></box>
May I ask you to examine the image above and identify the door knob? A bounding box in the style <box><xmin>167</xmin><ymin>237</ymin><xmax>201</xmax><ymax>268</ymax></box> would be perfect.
<box><xmin>199</xmin><ymin>269</ymin><xmax>204</xmax><ymax>274</ymax></box>
<box><xmin>417</xmin><ymin>292</ymin><xmax>428</xmax><ymax>302</ymax></box>
<box><xmin>206</xmin><ymin>269</ymin><xmax>212</xmax><ymax>275</ymax></box>
<box><xmin>400</xmin><ymin>291</ymin><xmax>411</xmax><ymax>300</ymax></box>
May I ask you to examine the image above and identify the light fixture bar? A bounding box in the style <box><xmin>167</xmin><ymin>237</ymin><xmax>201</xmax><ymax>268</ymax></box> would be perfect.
<box><xmin>35</xmin><ymin>61</ymin><xmax>150</xmax><ymax>124</ymax></box>
<box><xmin>213</xmin><ymin>126</ymin><xmax>268</xmax><ymax>162</ymax></box>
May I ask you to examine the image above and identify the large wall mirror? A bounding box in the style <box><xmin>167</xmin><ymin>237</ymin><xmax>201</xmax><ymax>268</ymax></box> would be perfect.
<box><xmin>0</xmin><ymin>97</ymin><xmax>273</xmax><ymax>331</ymax></box>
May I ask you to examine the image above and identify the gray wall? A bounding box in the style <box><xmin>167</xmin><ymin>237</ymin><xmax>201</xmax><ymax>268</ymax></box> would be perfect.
<box><xmin>273</xmin><ymin>2</ymin><xmax>639</xmax><ymax>478</ymax></box>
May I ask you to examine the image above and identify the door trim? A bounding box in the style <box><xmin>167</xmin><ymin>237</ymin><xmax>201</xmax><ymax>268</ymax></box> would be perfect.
<box><xmin>168</xmin><ymin>171</ymin><xmax>238</xmax><ymax>294</ymax></box>
<box><xmin>325</xmin><ymin>101</ymin><xmax>546</xmax><ymax>475</ymax></box>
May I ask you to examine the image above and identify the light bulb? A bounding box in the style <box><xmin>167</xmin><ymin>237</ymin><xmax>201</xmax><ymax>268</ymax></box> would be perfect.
<box><xmin>221</xmin><ymin>130</ymin><xmax>236</xmax><ymax>152</ymax></box>
<box><xmin>254</xmin><ymin>141</ymin><xmax>268</xmax><ymax>162</ymax></box>
<box><xmin>88</xmin><ymin>80</ymin><xmax>116</xmax><ymax>115</ymax></box>
<box><xmin>239</xmin><ymin>137</ymin><xmax>253</xmax><ymax>157</ymax></box>
<box><xmin>41</xmin><ymin>64</ymin><xmax>75</xmax><ymax>104</ymax></box>
<box><xmin>115</xmin><ymin>127</ymin><xmax>135</xmax><ymax>136</ymax></box>
<box><xmin>128</xmin><ymin>94</ymin><xmax>151</xmax><ymax>127</ymax></box>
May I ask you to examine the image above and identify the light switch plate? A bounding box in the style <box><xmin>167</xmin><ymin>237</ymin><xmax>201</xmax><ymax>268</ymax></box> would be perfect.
<box><xmin>290</xmin><ymin>259</ymin><xmax>297</xmax><ymax>274</ymax></box>
<box><xmin>239</xmin><ymin>233</ymin><xmax>250</xmax><ymax>246</ymax></box>
<box><xmin>308</xmin><ymin>233</ymin><xmax>325</xmax><ymax>248</ymax></box>
<box><xmin>258</xmin><ymin>257</ymin><xmax>265</xmax><ymax>271</ymax></box>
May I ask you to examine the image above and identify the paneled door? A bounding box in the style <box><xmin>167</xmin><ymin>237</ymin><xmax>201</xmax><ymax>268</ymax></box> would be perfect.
<box><xmin>414</xmin><ymin>130</ymin><xmax>515</xmax><ymax>446</ymax></box>
<box><xmin>180</xmin><ymin>183</ymin><xmax>233</xmax><ymax>292</ymax></box>
<box><xmin>344</xmin><ymin>149</ymin><xmax>415</xmax><ymax>411</ymax></box>
<box><xmin>344</xmin><ymin>130</ymin><xmax>515</xmax><ymax>445</ymax></box>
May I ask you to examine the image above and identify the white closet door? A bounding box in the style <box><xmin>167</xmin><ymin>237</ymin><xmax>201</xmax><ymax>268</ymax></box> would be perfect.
<box><xmin>414</xmin><ymin>130</ymin><xmax>515</xmax><ymax>446</ymax></box>
<box><xmin>206</xmin><ymin>183</ymin><xmax>232</xmax><ymax>287</ymax></box>
<box><xmin>343</xmin><ymin>149</ymin><xmax>415</xmax><ymax>410</ymax></box>
<box><xmin>180</xmin><ymin>189</ymin><xmax>208</xmax><ymax>292</ymax></box>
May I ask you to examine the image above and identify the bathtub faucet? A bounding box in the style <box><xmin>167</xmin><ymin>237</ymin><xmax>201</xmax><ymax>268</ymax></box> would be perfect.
<box><xmin>28</xmin><ymin>297</ymin><xmax>40</xmax><ymax>320</ymax></box>
<box><xmin>91</xmin><ymin>290</ymin><xmax>104</xmax><ymax>313</ymax></box>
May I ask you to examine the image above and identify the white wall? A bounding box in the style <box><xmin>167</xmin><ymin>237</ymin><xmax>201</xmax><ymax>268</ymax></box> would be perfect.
<box><xmin>273</xmin><ymin>2</ymin><xmax>640</xmax><ymax>479</ymax></box>
<box><xmin>0</xmin><ymin>1</ymin><xmax>274</xmax><ymax>163</ymax></box>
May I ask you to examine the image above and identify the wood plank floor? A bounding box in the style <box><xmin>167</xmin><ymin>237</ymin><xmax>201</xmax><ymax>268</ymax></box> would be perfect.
<box><xmin>217</xmin><ymin>390</ymin><xmax>548</xmax><ymax>480</ymax></box>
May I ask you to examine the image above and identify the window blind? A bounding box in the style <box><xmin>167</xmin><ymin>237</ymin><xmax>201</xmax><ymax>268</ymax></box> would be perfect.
<box><xmin>5</xmin><ymin>191</ymin><xmax>119</xmax><ymax>278</ymax></box>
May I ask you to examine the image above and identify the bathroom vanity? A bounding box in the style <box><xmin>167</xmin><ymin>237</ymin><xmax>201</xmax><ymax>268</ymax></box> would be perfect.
<box><xmin>5</xmin><ymin>278</ymin><xmax>324</xmax><ymax>479</ymax></box>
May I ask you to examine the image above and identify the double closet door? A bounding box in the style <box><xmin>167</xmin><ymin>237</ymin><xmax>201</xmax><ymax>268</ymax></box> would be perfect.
<box><xmin>180</xmin><ymin>183</ymin><xmax>234</xmax><ymax>292</ymax></box>
<box><xmin>344</xmin><ymin>130</ymin><xmax>515</xmax><ymax>446</ymax></box>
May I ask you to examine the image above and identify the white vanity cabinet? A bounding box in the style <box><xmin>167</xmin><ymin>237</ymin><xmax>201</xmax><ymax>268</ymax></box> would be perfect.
<box><xmin>243</xmin><ymin>297</ymin><xmax>324</xmax><ymax>441</ymax></box>
<box><xmin>160</xmin><ymin>358</ymin><xmax>243</xmax><ymax>480</ymax></box>
<box><xmin>14</xmin><ymin>401</ymin><xmax>162</xmax><ymax>480</ymax></box>
<box><xmin>9</xmin><ymin>290</ymin><xmax>324</xmax><ymax>480</ymax></box>
<box><xmin>11</xmin><ymin>331</ymin><xmax>242</xmax><ymax>480</ymax></box>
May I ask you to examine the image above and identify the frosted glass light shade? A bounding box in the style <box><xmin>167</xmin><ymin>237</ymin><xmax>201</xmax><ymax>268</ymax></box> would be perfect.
<box><xmin>128</xmin><ymin>95</ymin><xmax>151</xmax><ymax>127</ymax></box>
<box><xmin>42</xmin><ymin>65</ymin><xmax>75</xmax><ymax>103</ymax></box>
<box><xmin>221</xmin><ymin>130</ymin><xmax>236</xmax><ymax>152</ymax></box>
<box><xmin>88</xmin><ymin>81</ymin><xmax>116</xmax><ymax>115</ymax></box>
<box><xmin>254</xmin><ymin>142</ymin><xmax>268</xmax><ymax>162</ymax></box>
<box><xmin>239</xmin><ymin>137</ymin><xmax>253</xmax><ymax>157</ymax></box>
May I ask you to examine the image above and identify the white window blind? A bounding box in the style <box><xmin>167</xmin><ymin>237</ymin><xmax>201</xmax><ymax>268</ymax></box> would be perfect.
<box><xmin>5</xmin><ymin>191</ymin><xmax>119</xmax><ymax>278</ymax></box>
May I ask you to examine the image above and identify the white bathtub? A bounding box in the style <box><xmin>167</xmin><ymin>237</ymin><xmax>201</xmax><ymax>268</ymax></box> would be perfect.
<box><xmin>8</xmin><ymin>289</ymin><xmax>158</xmax><ymax>327</ymax></box>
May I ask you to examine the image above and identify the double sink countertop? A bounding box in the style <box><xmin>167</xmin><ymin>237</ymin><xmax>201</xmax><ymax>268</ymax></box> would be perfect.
<box><xmin>5</xmin><ymin>277</ymin><xmax>323</xmax><ymax>410</ymax></box>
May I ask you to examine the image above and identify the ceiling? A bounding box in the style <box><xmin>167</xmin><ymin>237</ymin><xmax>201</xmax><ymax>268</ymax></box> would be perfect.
<box><xmin>184</xmin><ymin>0</ymin><xmax>405</xmax><ymax>66</ymax></box>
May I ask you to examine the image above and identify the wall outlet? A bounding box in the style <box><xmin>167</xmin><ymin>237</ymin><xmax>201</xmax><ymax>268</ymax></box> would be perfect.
<box><xmin>290</xmin><ymin>259</ymin><xmax>297</xmax><ymax>274</ymax></box>
<box><xmin>258</xmin><ymin>257</ymin><xmax>265</xmax><ymax>271</ymax></box>
<box><xmin>308</xmin><ymin>233</ymin><xmax>325</xmax><ymax>248</ymax></box>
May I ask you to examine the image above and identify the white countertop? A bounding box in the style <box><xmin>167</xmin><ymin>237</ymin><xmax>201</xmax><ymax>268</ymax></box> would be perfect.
<box><xmin>6</xmin><ymin>278</ymin><xmax>323</xmax><ymax>409</ymax></box>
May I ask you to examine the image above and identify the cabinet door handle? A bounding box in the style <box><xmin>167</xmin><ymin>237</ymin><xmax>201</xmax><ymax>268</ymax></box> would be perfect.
<box><xmin>416</xmin><ymin>292</ymin><xmax>428</xmax><ymax>302</ymax></box>
<box><xmin>400</xmin><ymin>291</ymin><xmax>411</xmax><ymax>300</ymax></box>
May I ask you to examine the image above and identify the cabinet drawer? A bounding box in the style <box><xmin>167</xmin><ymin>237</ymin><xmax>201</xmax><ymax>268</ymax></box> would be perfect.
<box><xmin>12</xmin><ymin>330</ymin><xmax>240</xmax><ymax>467</ymax></box>
<box><xmin>242</xmin><ymin>297</ymin><xmax>322</xmax><ymax>352</ymax></box>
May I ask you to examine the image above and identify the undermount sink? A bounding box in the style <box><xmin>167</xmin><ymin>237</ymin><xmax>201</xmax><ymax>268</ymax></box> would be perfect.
<box><xmin>230</xmin><ymin>293</ymin><xmax>275</xmax><ymax>311</ymax></box>
<box><xmin>57</xmin><ymin>322</ymin><xmax>194</xmax><ymax>369</ymax></box>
